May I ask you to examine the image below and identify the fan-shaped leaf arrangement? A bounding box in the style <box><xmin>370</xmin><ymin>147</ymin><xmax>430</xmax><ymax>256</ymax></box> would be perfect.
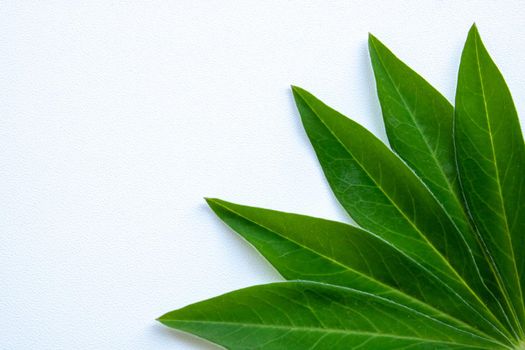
<box><xmin>159</xmin><ymin>25</ymin><xmax>525</xmax><ymax>350</ymax></box>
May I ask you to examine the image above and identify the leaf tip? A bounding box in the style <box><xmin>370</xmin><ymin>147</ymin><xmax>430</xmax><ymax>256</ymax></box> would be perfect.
<box><xmin>462</xmin><ymin>23</ymin><xmax>486</xmax><ymax>57</ymax></box>
<box><xmin>157</xmin><ymin>310</ymin><xmax>181</xmax><ymax>326</ymax></box>
<box><xmin>205</xmin><ymin>197</ymin><xmax>232</xmax><ymax>213</ymax></box>
<box><xmin>291</xmin><ymin>85</ymin><xmax>313</xmax><ymax>100</ymax></box>
<box><xmin>467</xmin><ymin>22</ymin><xmax>480</xmax><ymax>40</ymax></box>
<box><xmin>367</xmin><ymin>33</ymin><xmax>386</xmax><ymax>60</ymax></box>
<box><xmin>156</xmin><ymin>313</ymin><xmax>168</xmax><ymax>323</ymax></box>
<box><xmin>290</xmin><ymin>84</ymin><xmax>303</xmax><ymax>96</ymax></box>
<box><xmin>291</xmin><ymin>85</ymin><xmax>308</xmax><ymax>106</ymax></box>
<box><xmin>368</xmin><ymin>32</ymin><xmax>378</xmax><ymax>45</ymax></box>
<box><xmin>204</xmin><ymin>197</ymin><xmax>220</xmax><ymax>206</ymax></box>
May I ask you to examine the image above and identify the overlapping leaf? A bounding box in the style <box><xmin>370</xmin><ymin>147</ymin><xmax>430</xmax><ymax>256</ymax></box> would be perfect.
<box><xmin>160</xmin><ymin>25</ymin><xmax>525</xmax><ymax>350</ymax></box>
<box><xmin>368</xmin><ymin>33</ymin><xmax>514</xmax><ymax>335</ymax></box>
<box><xmin>455</xmin><ymin>25</ymin><xmax>525</xmax><ymax>337</ymax></box>
<box><xmin>206</xmin><ymin>198</ymin><xmax>509</xmax><ymax>342</ymax></box>
<box><xmin>159</xmin><ymin>282</ymin><xmax>506</xmax><ymax>349</ymax></box>
<box><xmin>292</xmin><ymin>85</ymin><xmax>508</xmax><ymax>336</ymax></box>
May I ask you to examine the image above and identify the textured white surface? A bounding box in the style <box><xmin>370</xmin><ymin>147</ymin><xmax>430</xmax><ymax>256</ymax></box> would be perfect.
<box><xmin>2</xmin><ymin>1</ymin><xmax>525</xmax><ymax>349</ymax></box>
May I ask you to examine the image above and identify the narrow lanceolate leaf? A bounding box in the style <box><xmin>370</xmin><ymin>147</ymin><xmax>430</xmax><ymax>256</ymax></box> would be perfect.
<box><xmin>206</xmin><ymin>197</ymin><xmax>512</xmax><ymax>344</ymax></box>
<box><xmin>159</xmin><ymin>282</ymin><xmax>506</xmax><ymax>350</ymax></box>
<box><xmin>368</xmin><ymin>34</ymin><xmax>469</xmax><ymax>242</ymax></box>
<box><xmin>455</xmin><ymin>24</ymin><xmax>525</xmax><ymax>335</ymax></box>
<box><xmin>368</xmin><ymin>35</ymin><xmax>511</xmax><ymax>334</ymax></box>
<box><xmin>292</xmin><ymin>85</ymin><xmax>512</xmax><ymax>340</ymax></box>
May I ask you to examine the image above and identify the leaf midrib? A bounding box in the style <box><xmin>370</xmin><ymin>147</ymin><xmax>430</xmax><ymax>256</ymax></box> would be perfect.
<box><xmin>294</xmin><ymin>88</ymin><xmax>512</xmax><ymax>341</ymax></box>
<box><xmin>211</xmin><ymin>199</ymin><xmax>496</xmax><ymax>341</ymax></box>
<box><xmin>471</xmin><ymin>31</ymin><xmax>525</xmax><ymax>335</ymax></box>
<box><xmin>370</xmin><ymin>39</ymin><xmax>464</xmax><ymax>220</ymax></box>
<box><xmin>164</xmin><ymin>319</ymin><xmax>505</xmax><ymax>349</ymax></box>
<box><xmin>370</xmin><ymin>44</ymin><xmax>515</xmax><ymax>336</ymax></box>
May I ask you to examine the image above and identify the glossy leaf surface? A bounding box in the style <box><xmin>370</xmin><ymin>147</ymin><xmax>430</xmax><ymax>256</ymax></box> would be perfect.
<box><xmin>455</xmin><ymin>24</ymin><xmax>525</xmax><ymax>335</ymax></box>
<box><xmin>368</xmin><ymin>34</ymin><xmax>512</xmax><ymax>334</ymax></box>
<box><xmin>292</xmin><ymin>85</ymin><xmax>510</xmax><ymax>335</ymax></box>
<box><xmin>206</xmin><ymin>197</ymin><xmax>510</xmax><ymax>342</ymax></box>
<box><xmin>368</xmin><ymin>34</ymin><xmax>467</xmax><ymax>237</ymax></box>
<box><xmin>160</xmin><ymin>27</ymin><xmax>525</xmax><ymax>349</ymax></box>
<box><xmin>159</xmin><ymin>282</ymin><xmax>506</xmax><ymax>350</ymax></box>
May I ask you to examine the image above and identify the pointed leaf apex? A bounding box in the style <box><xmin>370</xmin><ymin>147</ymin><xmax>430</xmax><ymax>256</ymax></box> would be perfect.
<box><xmin>463</xmin><ymin>24</ymin><xmax>486</xmax><ymax>54</ymax></box>
<box><xmin>204</xmin><ymin>197</ymin><xmax>223</xmax><ymax>207</ymax></box>
<box><xmin>368</xmin><ymin>32</ymin><xmax>378</xmax><ymax>44</ymax></box>
<box><xmin>291</xmin><ymin>85</ymin><xmax>305</xmax><ymax>95</ymax></box>
<box><xmin>367</xmin><ymin>34</ymin><xmax>389</xmax><ymax>57</ymax></box>
<box><xmin>291</xmin><ymin>85</ymin><xmax>311</xmax><ymax>104</ymax></box>
<box><xmin>156</xmin><ymin>312</ymin><xmax>171</xmax><ymax>322</ymax></box>
<box><xmin>205</xmin><ymin>197</ymin><xmax>235</xmax><ymax>213</ymax></box>
<box><xmin>467</xmin><ymin>23</ymin><xmax>481</xmax><ymax>40</ymax></box>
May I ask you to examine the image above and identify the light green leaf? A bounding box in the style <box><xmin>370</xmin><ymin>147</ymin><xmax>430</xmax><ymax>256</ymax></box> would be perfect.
<box><xmin>455</xmin><ymin>24</ymin><xmax>525</xmax><ymax>336</ymax></box>
<box><xmin>206</xmin><ymin>197</ymin><xmax>511</xmax><ymax>343</ymax></box>
<box><xmin>159</xmin><ymin>282</ymin><xmax>506</xmax><ymax>350</ymax></box>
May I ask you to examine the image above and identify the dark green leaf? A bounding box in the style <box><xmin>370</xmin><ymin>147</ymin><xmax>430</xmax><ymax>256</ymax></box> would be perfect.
<box><xmin>292</xmin><ymin>85</ymin><xmax>510</xmax><ymax>338</ymax></box>
<box><xmin>368</xmin><ymin>34</ymin><xmax>512</xmax><ymax>335</ymax></box>
<box><xmin>206</xmin><ymin>197</ymin><xmax>511</xmax><ymax>343</ymax></box>
<box><xmin>159</xmin><ymin>282</ymin><xmax>506</xmax><ymax>350</ymax></box>
<box><xmin>160</xmin><ymin>27</ymin><xmax>525</xmax><ymax>349</ymax></box>
<box><xmin>455</xmin><ymin>24</ymin><xmax>525</xmax><ymax>336</ymax></box>
<box><xmin>368</xmin><ymin>34</ymin><xmax>466</xmax><ymax>238</ymax></box>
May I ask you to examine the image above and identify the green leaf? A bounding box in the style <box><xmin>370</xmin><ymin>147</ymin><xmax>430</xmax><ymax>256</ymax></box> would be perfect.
<box><xmin>368</xmin><ymin>34</ymin><xmax>467</xmax><ymax>239</ymax></box>
<box><xmin>205</xmin><ymin>197</ymin><xmax>511</xmax><ymax>343</ymax></box>
<box><xmin>368</xmin><ymin>34</ymin><xmax>512</xmax><ymax>336</ymax></box>
<box><xmin>159</xmin><ymin>282</ymin><xmax>506</xmax><ymax>350</ymax></box>
<box><xmin>455</xmin><ymin>24</ymin><xmax>525</xmax><ymax>336</ymax></box>
<box><xmin>160</xmin><ymin>27</ymin><xmax>525</xmax><ymax>349</ymax></box>
<box><xmin>292</xmin><ymin>85</ymin><xmax>511</xmax><ymax>338</ymax></box>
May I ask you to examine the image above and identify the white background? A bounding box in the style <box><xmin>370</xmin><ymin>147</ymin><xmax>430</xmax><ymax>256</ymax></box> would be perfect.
<box><xmin>2</xmin><ymin>1</ymin><xmax>525</xmax><ymax>349</ymax></box>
